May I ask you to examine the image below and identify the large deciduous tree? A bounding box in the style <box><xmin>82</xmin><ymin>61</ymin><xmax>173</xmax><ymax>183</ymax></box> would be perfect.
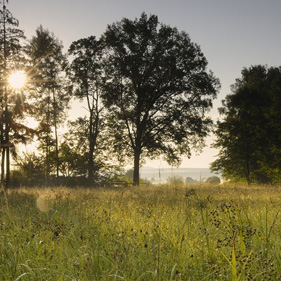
<box><xmin>211</xmin><ymin>65</ymin><xmax>281</xmax><ymax>184</ymax></box>
<box><xmin>101</xmin><ymin>13</ymin><xmax>220</xmax><ymax>185</ymax></box>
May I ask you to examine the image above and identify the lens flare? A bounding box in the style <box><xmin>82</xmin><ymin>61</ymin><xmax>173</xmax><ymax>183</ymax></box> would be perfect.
<box><xmin>36</xmin><ymin>195</ymin><xmax>52</xmax><ymax>212</ymax></box>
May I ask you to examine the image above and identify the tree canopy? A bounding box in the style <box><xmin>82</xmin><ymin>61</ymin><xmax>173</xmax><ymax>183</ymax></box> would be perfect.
<box><xmin>211</xmin><ymin>65</ymin><xmax>281</xmax><ymax>184</ymax></box>
<box><xmin>68</xmin><ymin>36</ymin><xmax>106</xmax><ymax>181</ymax></box>
<box><xmin>26</xmin><ymin>26</ymin><xmax>69</xmax><ymax>184</ymax></box>
<box><xmin>101</xmin><ymin>13</ymin><xmax>220</xmax><ymax>185</ymax></box>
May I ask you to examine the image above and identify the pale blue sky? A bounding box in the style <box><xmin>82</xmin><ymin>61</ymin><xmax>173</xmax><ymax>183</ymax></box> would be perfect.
<box><xmin>8</xmin><ymin>0</ymin><xmax>281</xmax><ymax>168</ymax></box>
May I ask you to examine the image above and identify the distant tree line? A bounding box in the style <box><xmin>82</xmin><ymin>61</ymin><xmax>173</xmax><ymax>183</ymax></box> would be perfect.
<box><xmin>3</xmin><ymin>3</ymin><xmax>281</xmax><ymax>187</ymax></box>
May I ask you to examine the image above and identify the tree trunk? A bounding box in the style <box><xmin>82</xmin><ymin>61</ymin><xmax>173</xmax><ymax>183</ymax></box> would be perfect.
<box><xmin>245</xmin><ymin>161</ymin><xmax>251</xmax><ymax>185</ymax></box>
<box><xmin>5</xmin><ymin>110</ymin><xmax>10</xmax><ymax>187</ymax></box>
<box><xmin>46</xmin><ymin>141</ymin><xmax>50</xmax><ymax>186</ymax></box>
<box><xmin>88</xmin><ymin>146</ymin><xmax>94</xmax><ymax>182</ymax></box>
<box><xmin>88</xmin><ymin>113</ymin><xmax>94</xmax><ymax>182</ymax></box>
<box><xmin>6</xmin><ymin>147</ymin><xmax>10</xmax><ymax>187</ymax></box>
<box><xmin>52</xmin><ymin>90</ymin><xmax>59</xmax><ymax>185</ymax></box>
<box><xmin>54</xmin><ymin>123</ymin><xmax>59</xmax><ymax>185</ymax></box>
<box><xmin>88</xmin><ymin>102</ymin><xmax>99</xmax><ymax>184</ymax></box>
<box><xmin>2</xmin><ymin>109</ymin><xmax>10</xmax><ymax>188</ymax></box>
<box><xmin>1</xmin><ymin>148</ymin><xmax>5</xmax><ymax>185</ymax></box>
<box><xmin>1</xmin><ymin>118</ymin><xmax>5</xmax><ymax>185</ymax></box>
<box><xmin>133</xmin><ymin>149</ymin><xmax>141</xmax><ymax>186</ymax></box>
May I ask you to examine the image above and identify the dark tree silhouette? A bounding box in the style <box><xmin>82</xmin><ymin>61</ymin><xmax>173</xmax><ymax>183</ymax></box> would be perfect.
<box><xmin>0</xmin><ymin>0</ymin><xmax>32</xmax><ymax>187</ymax></box>
<box><xmin>68</xmin><ymin>36</ymin><xmax>105</xmax><ymax>183</ymax></box>
<box><xmin>101</xmin><ymin>13</ymin><xmax>220</xmax><ymax>185</ymax></box>
<box><xmin>61</xmin><ymin>118</ymin><xmax>92</xmax><ymax>178</ymax></box>
<box><xmin>211</xmin><ymin>65</ymin><xmax>281</xmax><ymax>184</ymax></box>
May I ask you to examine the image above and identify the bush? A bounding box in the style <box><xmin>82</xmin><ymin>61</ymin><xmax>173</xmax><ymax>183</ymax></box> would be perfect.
<box><xmin>167</xmin><ymin>175</ymin><xmax>184</xmax><ymax>186</ymax></box>
<box><xmin>205</xmin><ymin>176</ymin><xmax>221</xmax><ymax>184</ymax></box>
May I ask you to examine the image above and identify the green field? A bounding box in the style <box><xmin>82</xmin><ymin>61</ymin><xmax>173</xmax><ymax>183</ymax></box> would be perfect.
<box><xmin>1</xmin><ymin>184</ymin><xmax>281</xmax><ymax>280</ymax></box>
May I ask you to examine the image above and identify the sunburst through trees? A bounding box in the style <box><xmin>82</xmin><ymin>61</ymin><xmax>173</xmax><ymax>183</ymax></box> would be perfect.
<box><xmin>1</xmin><ymin>3</ymin><xmax>220</xmax><ymax>187</ymax></box>
<box><xmin>0</xmin><ymin>1</ymin><xmax>69</xmax><ymax>187</ymax></box>
<box><xmin>0</xmin><ymin>0</ymin><xmax>26</xmax><ymax>187</ymax></box>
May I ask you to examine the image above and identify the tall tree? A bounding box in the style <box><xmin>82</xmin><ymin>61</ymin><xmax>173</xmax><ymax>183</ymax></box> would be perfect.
<box><xmin>211</xmin><ymin>65</ymin><xmax>281</xmax><ymax>184</ymax></box>
<box><xmin>68</xmin><ymin>36</ymin><xmax>105</xmax><ymax>183</ymax></box>
<box><xmin>0</xmin><ymin>0</ymin><xmax>30</xmax><ymax>187</ymax></box>
<box><xmin>26</xmin><ymin>26</ymin><xmax>70</xmax><ymax>185</ymax></box>
<box><xmin>101</xmin><ymin>13</ymin><xmax>220</xmax><ymax>185</ymax></box>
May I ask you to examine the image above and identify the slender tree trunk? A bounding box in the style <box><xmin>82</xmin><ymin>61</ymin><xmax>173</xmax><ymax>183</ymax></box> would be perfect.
<box><xmin>45</xmin><ymin>97</ymin><xmax>51</xmax><ymax>186</ymax></box>
<box><xmin>46</xmin><ymin>139</ymin><xmax>50</xmax><ymax>185</ymax></box>
<box><xmin>245</xmin><ymin>160</ymin><xmax>251</xmax><ymax>185</ymax></box>
<box><xmin>0</xmin><ymin>109</ymin><xmax>11</xmax><ymax>188</ymax></box>
<box><xmin>6</xmin><ymin>146</ymin><xmax>9</xmax><ymax>187</ymax></box>
<box><xmin>133</xmin><ymin>148</ymin><xmax>141</xmax><ymax>186</ymax></box>
<box><xmin>1</xmin><ymin>119</ymin><xmax>4</xmax><ymax>184</ymax></box>
<box><xmin>88</xmin><ymin>112</ymin><xmax>94</xmax><ymax>182</ymax></box>
<box><xmin>54</xmin><ymin>123</ymin><xmax>59</xmax><ymax>184</ymax></box>
<box><xmin>5</xmin><ymin>109</ymin><xmax>10</xmax><ymax>187</ymax></box>
<box><xmin>133</xmin><ymin>95</ymin><xmax>143</xmax><ymax>186</ymax></box>
<box><xmin>52</xmin><ymin>90</ymin><xmax>59</xmax><ymax>185</ymax></box>
<box><xmin>2</xmin><ymin>5</ymin><xmax>9</xmax><ymax>187</ymax></box>
<box><xmin>87</xmin><ymin>94</ymin><xmax>100</xmax><ymax>184</ymax></box>
<box><xmin>1</xmin><ymin>148</ymin><xmax>5</xmax><ymax>184</ymax></box>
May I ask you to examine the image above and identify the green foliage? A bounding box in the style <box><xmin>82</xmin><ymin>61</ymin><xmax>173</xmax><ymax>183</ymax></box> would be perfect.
<box><xmin>26</xmin><ymin>25</ymin><xmax>69</xmax><ymax>124</ymax></box>
<box><xmin>206</xmin><ymin>176</ymin><xmax>221</xmax><ymax>184</ymax></box>
<box><xmin>61</xmin><ymin>117</ymin><xmax>111</xmax><ymax>186</ymax></box>
<box><xmin>25</xmin><ymin>26</ymin><xmax>70</xmax><ymax>184</ymax></box>
<box><xmin>58</xmin><ymin>141</ymin><xmax>88</xmax><ymax>177</ymax></box>
<box><xmin>186</xmin><ymin>177</ymin><xmax>197</xmax><ymax>184</ymax></box>
<box><xmin>212</xmin><ymin>65</ymin><xmax>281</xmax><ymax>184</ymax></box>
<box><xmin>11</xmin><ymin>153</ymin><xmax>45</xmax><ymax>186</ymax></box>
<box><xmin>125</xmin><ymin>168</ymin><xmax>134</xmax><ymax>180</ymax></box>
<box><xmin>167</xmin><ymin>175</ymin><xmax>185</xmax><ymax>186</ymax></box>
<box><xmin>61</xmin><ymin>118</ymin><xmax>90</xmax><ymax>177</ymax></box>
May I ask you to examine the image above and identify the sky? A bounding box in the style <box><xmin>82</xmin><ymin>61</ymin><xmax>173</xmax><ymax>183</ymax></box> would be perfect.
<box><xmin>6</xmin><ymin>0</ymin><xmax>281</xmax><ymax>168</ymax></box>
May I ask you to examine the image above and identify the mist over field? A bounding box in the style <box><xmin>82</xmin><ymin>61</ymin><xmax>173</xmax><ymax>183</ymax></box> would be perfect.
<box><xmin>140</xmin><ymin>167</ymin><xmax>220</xmax><ymax>183</ymax></box>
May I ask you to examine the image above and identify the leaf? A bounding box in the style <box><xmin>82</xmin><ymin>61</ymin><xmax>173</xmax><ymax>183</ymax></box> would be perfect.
<box><xmin>169</xmin><ymin>263</ymin><xmax>178</xmax><ymax>281</ymax></box>
<box><xmin>232</xmin><ymin>240</ymin><xmax>238</xmax><ymax>281</ymax></box>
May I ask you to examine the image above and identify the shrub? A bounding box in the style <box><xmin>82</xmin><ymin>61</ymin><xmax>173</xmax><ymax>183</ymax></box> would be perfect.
<box><xmin>205</xmin><ymin>176</ymin><xmax>221</xmax><ymax>184</ymax></box>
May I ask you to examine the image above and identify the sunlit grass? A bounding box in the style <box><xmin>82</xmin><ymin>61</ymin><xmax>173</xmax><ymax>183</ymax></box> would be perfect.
<box><xmin>1</xmin><ymin>184</ymin><xmax>281</xmax><ymax>280</ymax></box>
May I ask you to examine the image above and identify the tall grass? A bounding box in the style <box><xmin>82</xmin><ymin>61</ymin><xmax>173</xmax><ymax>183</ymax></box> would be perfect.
<box><xmin>0</xmin><ymin>184</ymin><xmax>281</xmax><ymax>280</ymax></box>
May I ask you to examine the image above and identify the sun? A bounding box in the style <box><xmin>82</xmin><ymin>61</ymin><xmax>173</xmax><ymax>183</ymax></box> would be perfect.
<box><xmin>8</xmin><ymin>70</ymin><xmax>27</xmax><ymax>89</ymax></box>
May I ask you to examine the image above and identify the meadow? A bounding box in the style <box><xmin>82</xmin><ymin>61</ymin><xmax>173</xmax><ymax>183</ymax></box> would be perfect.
<box><xmin>1</xmin><ymin>184</ymin><xmax>281</xmax><ymax>280</ymax></box>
